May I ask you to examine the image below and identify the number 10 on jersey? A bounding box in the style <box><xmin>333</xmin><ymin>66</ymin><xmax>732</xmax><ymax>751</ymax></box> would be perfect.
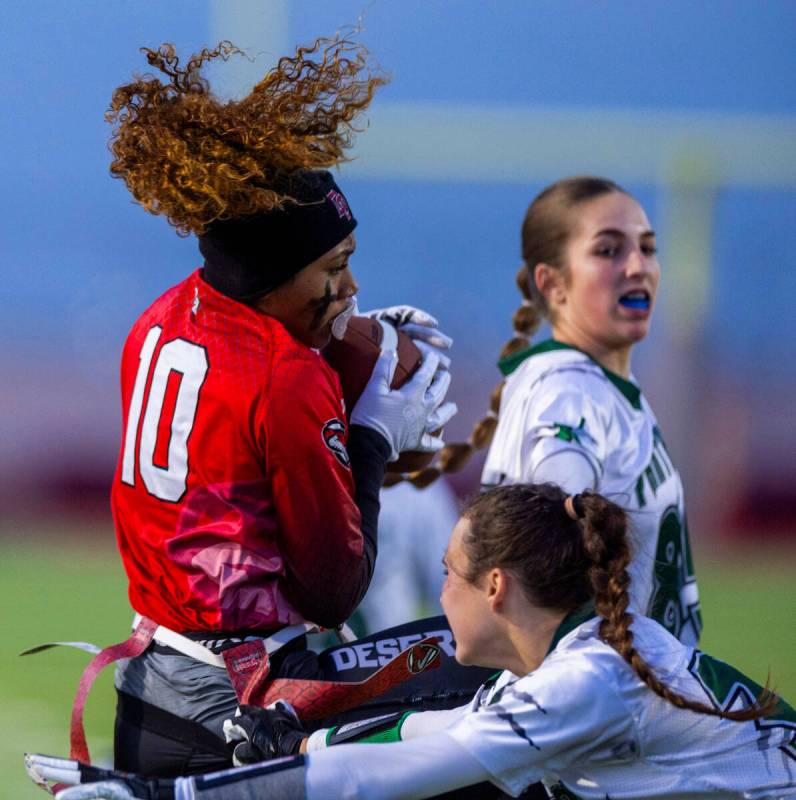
<box><xmin>121</xmin><ymin>326</ymin><xmax>209</xmax><ymax>502</ymax></box>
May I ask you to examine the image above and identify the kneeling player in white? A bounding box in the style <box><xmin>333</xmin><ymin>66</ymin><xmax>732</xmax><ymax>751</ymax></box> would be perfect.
<box><xmin>27</xmin><ymin>485</ymin><xmax>795</xmax><ymax>799</ymax></box>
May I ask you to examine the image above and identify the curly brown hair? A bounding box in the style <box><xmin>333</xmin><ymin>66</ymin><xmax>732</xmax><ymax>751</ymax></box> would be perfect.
<box><xmin>106</xmin><ymin>32</ymin><xmax>388</xmax><ymax>235</ymax></box>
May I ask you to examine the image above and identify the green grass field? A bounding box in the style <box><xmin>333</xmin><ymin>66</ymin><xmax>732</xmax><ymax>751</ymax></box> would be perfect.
<box><xmin>2</xmin><ymin>522</ymin><xmax>794</xmax><ymax>797</ymax></box>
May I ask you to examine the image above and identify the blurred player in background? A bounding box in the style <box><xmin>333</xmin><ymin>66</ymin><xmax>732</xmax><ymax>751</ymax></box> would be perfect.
<box><xmin>358</xmin><ymin>479</ymin><xmax>459</xmax><ymax>633</ymax></box>
<box><xmin>30</xmin><ymin>484</ymin><xmax>795</xmax><ymax>799</ymax></box>
<box><xmin>478</xmin><ymin>177</ymin><xmax>702</xmax><ymax>646</ymax></box>
<box><xmin>104</xmin><ymin>34</ymin><xmax>454</xmax><ymax>777</ymax></box>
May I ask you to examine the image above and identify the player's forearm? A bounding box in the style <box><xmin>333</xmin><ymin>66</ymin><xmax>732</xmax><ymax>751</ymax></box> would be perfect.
<box><xmin>401</xmin><ymin>707</ymin><xmax>468</xmax><ymax>738</ymax></box>
<box><xmin>173</xmin><ymin>735</ymin><xmax>489</xmax><ymax>800</ymax></box>
<box><xmin>285</xmin><ymin>424</ymin><xmax>389</xmax><ymax>627</ymax></box>
<box><xmin>175</xmin><ymin>758</ymin><xmax>307</xmax><ymax>799</ymax></box>
<box><xmin>333</xmin><ymin>424</ymin><xmax>390</xmax><ymax>610</ymax></box>
<box><xmin>307</xmin><ymin>735</ymin><xmax>489</xmax><ymax>800</ymax></box>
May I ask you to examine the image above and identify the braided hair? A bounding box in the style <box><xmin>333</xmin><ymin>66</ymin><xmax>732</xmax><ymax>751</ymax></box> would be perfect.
<box><xmin>106</xmin><ymin>31</ymin><xmax>387</xmax><ymax>236</ymax></box>
<box><xmin>461</xmin><ymin>484</ymin><xmax>778</xmax><ymax>722</ymax></box>
<box><xmin>385</xmin><ymin>177</ymin><xmax>626</xmax><ymax>489</ymax></box>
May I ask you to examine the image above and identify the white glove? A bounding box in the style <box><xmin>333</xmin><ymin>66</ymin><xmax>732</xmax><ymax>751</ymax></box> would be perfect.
<box><xmin>363</xmin><ymin>305</ymin><xmax>453</xmax><ymax>350</ymax></box>
<box><xmin>414</xmin><ymin>338</ymin><xmax>451</xmax><ymax>372</ymax></box>
<box><xmin>24</xmin><ymin>753</ymin><xmax>173</xmax><ymax>799</ymax></box>
<box><xmin>414</xmin><ymin>399</ymin><xmax>457</xmax><ymax>453</ymax></box>
<box><xmin>350</xmin><ymin>347</ymin><xmax>457</xmax><ymax>461</ymax></box>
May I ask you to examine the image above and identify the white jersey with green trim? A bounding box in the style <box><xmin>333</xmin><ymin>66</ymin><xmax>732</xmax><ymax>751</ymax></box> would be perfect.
<box><xmin>447</xmin><ymin>614</ymin><xmax>796</xmax><ymax>799</ymax></box>
<box><xmin>482</xmin><ymin>340</ymin><xmax>702</xmax><ymax>645</ymax></box>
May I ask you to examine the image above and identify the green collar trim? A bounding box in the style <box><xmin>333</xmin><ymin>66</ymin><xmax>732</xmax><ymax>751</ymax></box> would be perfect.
<box><xmin>546</xmin><ymin>601</ymin><xmax>596</xmax><ymax>655</ymax></box>
<box><xmin>498</xmin><ymin>339</ymin><xmax>642</xmax><ymax>411</ymax></box>
<box><xmin>498</xmin><ymin>339</ymin><xmax>572</xmax><ymax>376</ymax></box>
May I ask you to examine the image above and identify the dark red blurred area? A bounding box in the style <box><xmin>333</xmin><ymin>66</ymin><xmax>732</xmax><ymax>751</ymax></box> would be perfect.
<box><xmin>35</xmin><ymin>468</ymin><xmax>114</xmax><ymax>520</ymax></box>
<box><xmin>4</xmin><ymin>452</ymin><xmax>793</xmax><ymax>545</ymax></box>
<box><xmin>726</xmin><ymin>483</ymin><xmax>796</xmax><ymax>540</ymax></box>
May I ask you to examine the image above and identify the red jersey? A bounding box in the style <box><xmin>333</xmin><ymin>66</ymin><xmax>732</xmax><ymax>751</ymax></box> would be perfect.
<box><xmin>111</xmin><ymin>270</ymin><xmax>364</xmax><ymax>633</ymax></box>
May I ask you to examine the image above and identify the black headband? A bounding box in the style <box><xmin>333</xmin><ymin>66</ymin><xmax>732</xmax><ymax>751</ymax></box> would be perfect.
<box><xmin>199</xmin><ymin>170</ymin><xmax>357</xmax><ymax>302</ymax></box>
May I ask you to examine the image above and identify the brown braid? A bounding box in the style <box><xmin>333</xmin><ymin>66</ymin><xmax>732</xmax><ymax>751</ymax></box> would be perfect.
<box><xmin>106</xmin><ymin>31</ymin><xmax>387</xmax><ymax>236</ymax></box>
<box><xmin>461</xmin><ymin>485</ymin><xmax>779</xmax><ymax>723</ymax></box>
<box><xmin>577</xmin><ymin>492</ymin><xmax>778</xmax><ymax>722</ymax></box>
<box><xmin>390</xmin><ymin>178</ymin><xmax>625</xmax><ymax>488</ymax></box>
<box><xmin>391</xmin><ymin>263</ymin><xmax>546</xmax><ymax>488</ymax></box>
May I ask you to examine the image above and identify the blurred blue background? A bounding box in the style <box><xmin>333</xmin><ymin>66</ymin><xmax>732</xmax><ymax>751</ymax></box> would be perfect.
<box><xmin>2</xmin><ymin>0</ymin><xmax>795</xmax><ymax>540</ymax></box>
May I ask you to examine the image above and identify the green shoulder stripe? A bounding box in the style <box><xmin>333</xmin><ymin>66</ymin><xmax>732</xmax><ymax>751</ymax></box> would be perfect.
<box><xmin>553</xmin><ymin>417</ymin><xmax>586</xmax><ymax>443</ymax></box>
<box><xmin>498</xmin><ymin>339</ymin><xmax>642</xmax><ymax>411</ymax></box>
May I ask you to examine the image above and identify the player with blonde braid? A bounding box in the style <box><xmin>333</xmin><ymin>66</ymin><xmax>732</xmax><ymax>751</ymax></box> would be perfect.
<box><xmin>30</xmin><ymin>484</ymin><xmax>794</xmax><ymax>800</ymax></box>
<box><xmin>393</xmin><ymin>178</ymin><xmax>701</xmax><ymax>650</ymax></box>
<box><xmin>479</xmin><ymin>176</ymin><xmax>702</xmax><ymax>647</ymax></box>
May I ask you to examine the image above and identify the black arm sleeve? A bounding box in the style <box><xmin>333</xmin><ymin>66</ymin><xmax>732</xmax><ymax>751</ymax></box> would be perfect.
<box><xmin>346</xmin><ymin>424</ymin><xmax>391</xmax><ymax>605</ymax></box>
<box><xmin>278</xmin><ymin>424</ymin><xmax>389</xmax><ymax>630</ymax></box>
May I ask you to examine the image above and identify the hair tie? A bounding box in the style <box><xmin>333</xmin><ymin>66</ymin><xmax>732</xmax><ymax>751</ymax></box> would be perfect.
<box><xmin>564</xmin><ymin>494</ymin><xmax>585</xmax><ymax>520</ymax></box>
<box><xmin>485</xmin><ymin>409</ymin><xmax>498</xmax><ymax>419</ymax></box>
<box><xmin>521</xmin><ymin>299</ymin><xmax>532</xmax><ymax>307</ymax></box>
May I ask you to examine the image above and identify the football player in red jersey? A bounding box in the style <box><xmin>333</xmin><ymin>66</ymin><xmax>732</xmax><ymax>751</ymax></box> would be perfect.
<box><xmin>104</xmin><ymin>35</ymin><xmax>455</xmax><ymax>776</ymax></box>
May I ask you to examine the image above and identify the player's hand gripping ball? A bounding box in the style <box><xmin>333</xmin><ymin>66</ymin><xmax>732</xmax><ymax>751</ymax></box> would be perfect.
<box><xmin>323</xmin><ymin>316</ymin><xmax>441</xmax><ymax>473</ymax></box>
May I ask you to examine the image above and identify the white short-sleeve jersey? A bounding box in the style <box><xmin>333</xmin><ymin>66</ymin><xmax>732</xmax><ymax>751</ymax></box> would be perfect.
<box><xmin>482</xmin><ymin>341</ymin><xmax>702</xmax><ymax>645</ymax></box>
<box><xmin>447</xmin><ymin>614</ymin><xmax>796</xmax><ymax>799</ymax></box>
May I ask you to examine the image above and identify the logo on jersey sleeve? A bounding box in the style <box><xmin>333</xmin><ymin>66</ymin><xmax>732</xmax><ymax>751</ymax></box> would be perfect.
<box><xmin>553</xmin><ymin>416</ymin><xmax>587</xmax><ymax>444</ymax></box>
<box><xmin>406</xmin><ymin>642</ymin><xmax>440</xmax><ymax>674</ymax></box>
<box><xmin>322</xmin><ymin>418</ymin><xmax>350</xmax><ymax>468</ymax></box>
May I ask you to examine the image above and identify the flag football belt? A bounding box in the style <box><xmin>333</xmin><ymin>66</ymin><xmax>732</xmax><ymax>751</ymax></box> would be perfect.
<box><xmin>20</xmin><ymin>616</ymin><xmax>314</xmax><ymax>768</ymax></box>
<box><xmin>21</xmin><ymin>615</ymin><xmax>442</xmax><ymax>777</ymax></box>
<box><xmin>132</xmin><ymin>613</ymin><xmax>319</xmax><ymax>667</ymax></box>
